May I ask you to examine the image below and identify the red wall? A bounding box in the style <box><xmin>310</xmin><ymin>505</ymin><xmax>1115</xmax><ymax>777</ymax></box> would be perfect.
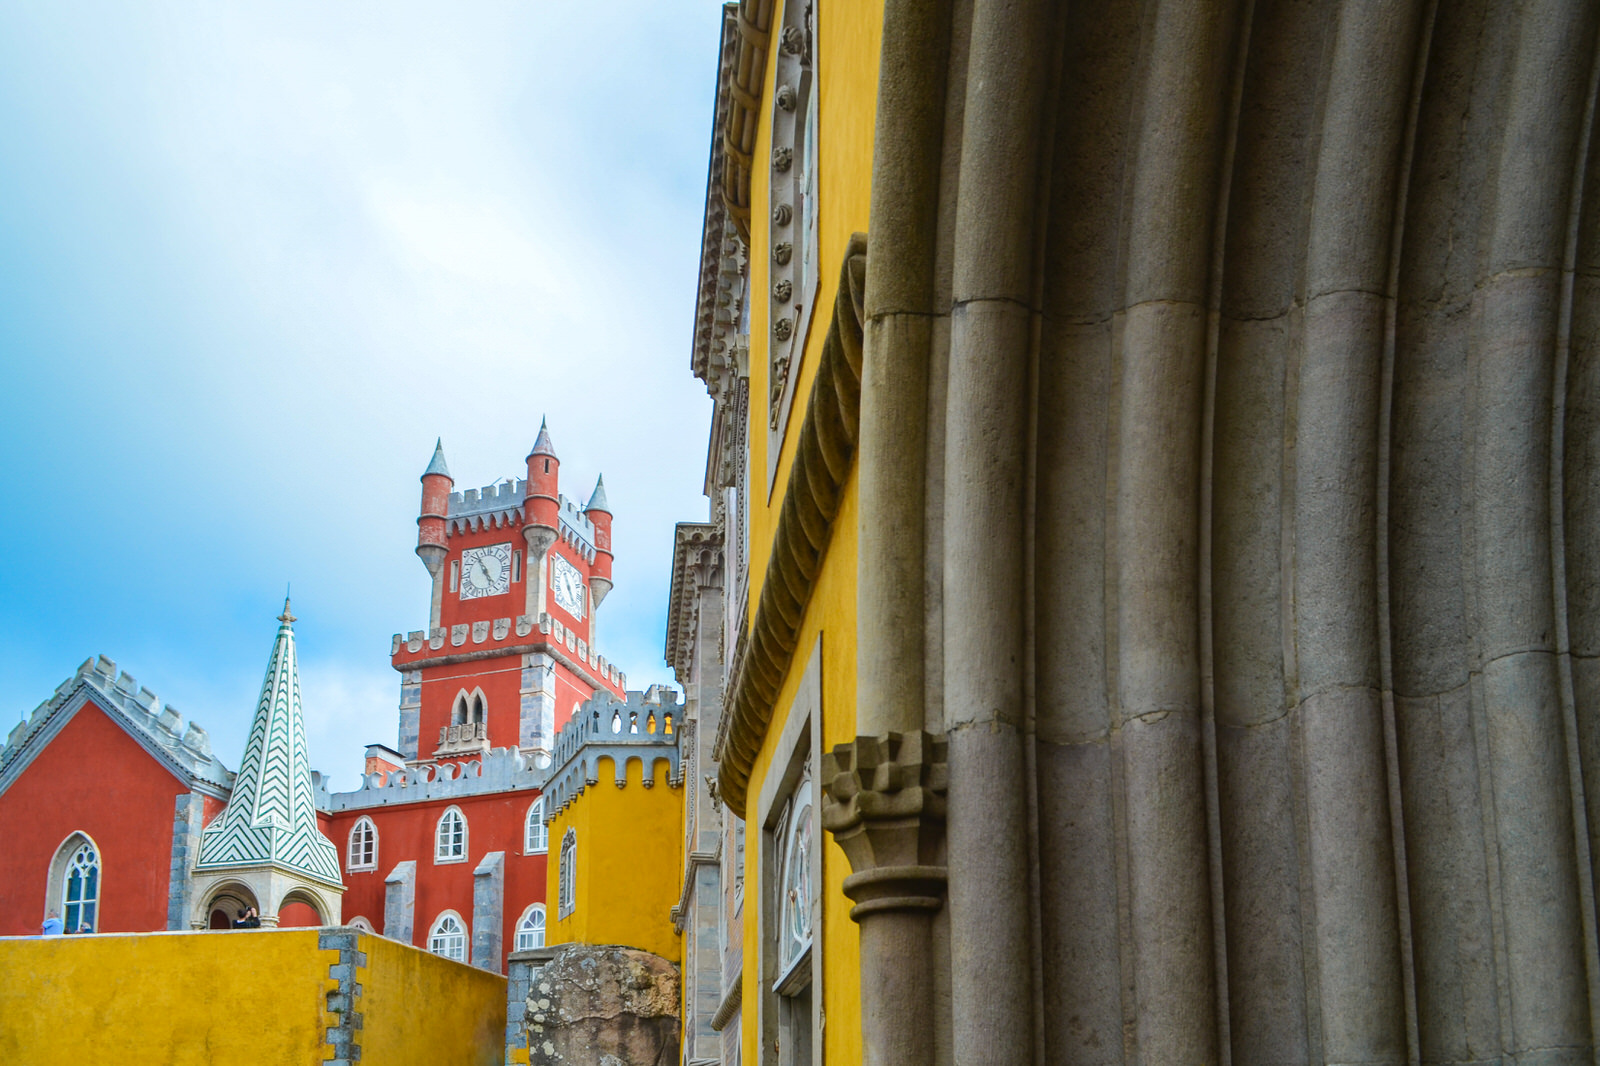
<box><xmin>419</xmin><ymin>656</ymin><xmax>528</xmax><ymax>760</ymax></box>
<box><xmin>0</xmin><ymin>698</ymin><xmax>194</xmax><ymax>936</ymax></box>
<box><xmin>329</xmin><ymin>789</ymin><xmax>547</xmax><ymax>971</ymax></box>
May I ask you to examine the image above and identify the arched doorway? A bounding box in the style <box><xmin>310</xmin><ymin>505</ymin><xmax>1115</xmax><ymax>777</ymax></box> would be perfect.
<box><xmin>202</xmin><ymin>882</ymin><xmax>259</xmax><ymax>930</ymax></box>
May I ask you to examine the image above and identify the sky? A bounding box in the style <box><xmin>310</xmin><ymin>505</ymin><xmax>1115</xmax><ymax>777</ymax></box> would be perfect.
<box><xmin>0</xmin><ymin>2</ymin><xmax>726</xmax><ymax>789</ymax></box>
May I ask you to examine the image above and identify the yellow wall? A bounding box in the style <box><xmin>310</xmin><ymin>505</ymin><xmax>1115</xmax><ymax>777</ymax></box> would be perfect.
<box><xmin>740</xmin><ymin>3</ymin><xmax>884</xmax><ymax>1066</ymax></box>
<box><xmin>546</xmin><ymin>754</ymin><xmax>684</xmax><ymax>963</ymax></box>
<box><xmin>360</xmin><ymin>931</ymin><xmax>508</xmax><ymax>1065</ymax></box>
<box><xmin>0</xmin><ymin>928</ymin><xmax>506</xmax><ymax>1065</ymax></box>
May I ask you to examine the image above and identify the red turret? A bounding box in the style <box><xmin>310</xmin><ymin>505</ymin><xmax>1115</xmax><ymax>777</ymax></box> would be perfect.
<box><xmin>522</xmin><ymin>418</ymin><xmax>560</xmax><ymax>559</ymax></box>
<box><xmin>585</xmin><ymin>475</ymin><xmax>613</xmax><ymax>609</ymax></box>
<box><xmin>416</xmin><ymin>439</ymin><xmax>452</xmax><ymax>576</ymax></box>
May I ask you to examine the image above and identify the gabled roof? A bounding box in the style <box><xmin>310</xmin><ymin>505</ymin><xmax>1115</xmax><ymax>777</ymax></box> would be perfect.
<box><xmin>0</xmin><ymin>655</ymin><xmax>235</xmax><ymax>799</ymax></box>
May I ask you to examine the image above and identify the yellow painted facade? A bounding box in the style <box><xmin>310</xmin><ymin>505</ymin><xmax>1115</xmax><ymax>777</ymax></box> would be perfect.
<box><xmin>545</xmin><ymin>754</ymin><xmax>684</xmax><ymax>963</ymax></box>
<box><xmin>0</xmin><ymin>928</ymin><xmax>505</xmax><ymax>1065</ymax></box>
<box><xmin>739</xmin><ymin>3</ymin><xmax>883</xmax><ymax>1064</ymax></box>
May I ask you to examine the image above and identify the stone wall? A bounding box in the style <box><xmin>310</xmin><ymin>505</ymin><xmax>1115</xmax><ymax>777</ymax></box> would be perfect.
<box><xmin>520</xmin><ymin>944</ymin><xmax>679</xmax><ymax>1066</ymax></box>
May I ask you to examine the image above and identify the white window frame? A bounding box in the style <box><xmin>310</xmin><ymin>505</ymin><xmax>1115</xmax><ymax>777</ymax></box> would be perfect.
<box><xmin>60</xmin><ymin>837</ymin><xmax>101</xmax><ymax>934</ymax></box>
<box><xmin>435</xmin><ymin>806</ymin><xmax>468</xmax><ymax>864</ymax></box>
<box><xmin>514</xmin><ymin>904</ymin><xmax>547</xmax><ymax>951</ymax></box>
<box><xmin>756</xmin><ymin>638</ymin><xmax>824</xmax><ymax>1066</ymax></box>
<box><xmin>347</xmin><ymin>816</ymin><xmax>378</xmax><ymax>871</ymax></box>
<box><xmin>525</xmin><ymin>798</ymin><xmax>548</xmax><ymax>855</ymax></box>
<box><xmin>427</xmin><ymin>911</ymin><xmax>467</xmax><ymax>962</ymax></box>
<box><xmin>348</xmin><ymin>916</ymin><xmax>375</xmax><ymax>934</ymax></box>
<box><xmin>558</xmin><ymin>828</ymin><xmax>577</xmax><ymax>919</ymax></box>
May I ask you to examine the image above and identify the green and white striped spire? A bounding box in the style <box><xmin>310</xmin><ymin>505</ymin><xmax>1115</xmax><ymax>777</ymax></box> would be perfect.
<box><xmin>193</xmin><ymin>597</ymin><xmax>341</xmax><ymax>887</ymax></box>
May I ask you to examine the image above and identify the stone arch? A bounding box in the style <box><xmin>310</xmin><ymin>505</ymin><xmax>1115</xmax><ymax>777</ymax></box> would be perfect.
<box><xmin>199</xmin><ymin>880</ymin><xmax>259</xmax><ymax>930</ymax></box>
<box><xmin>276</xmin><ymin>889</ymin><xmax>326</xmax><ymax>928</ymax></box>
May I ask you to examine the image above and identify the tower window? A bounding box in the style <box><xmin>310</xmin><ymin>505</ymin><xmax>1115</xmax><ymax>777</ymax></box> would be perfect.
<box><xmin>427</xmin><ymin>912</ymin><xmax>466</xmax><ymax>961</ymax></box>
<box><xmin>515</xmin><ymin>904</ymin><xmax>547</xmax><ymax>951</ymax></box>
<box><xmin>544</xmin><ymin>459</ymin><xmax>550</xmax><ymax>474</ymax></box>
<box><xmin>558</xmin><ymin>828</ymin><xmax>576</xmax><ymax>918</ymax></box>
<box><xmin>513</xmin><ymin>551</ymin><xmax>522</xmax><ymax>582</ymax></box>
<box><xmin>449</xmin><ymin>560</ymin><xmax>460</xmax><ymax>593</ymax></box>
<box><xmin>347</xmin><ymin>817</ymin><xmax>378</xmax><ymax>871</ymax></box>
<box><xmin>435</xmin><ymin>807</ymin><xmax>467</xmax><ymax>863</ymax></box>
<box><xmin>525</xmin><ymin>797</ymin><xmax>548</xmax><ymax>854</ymax></box>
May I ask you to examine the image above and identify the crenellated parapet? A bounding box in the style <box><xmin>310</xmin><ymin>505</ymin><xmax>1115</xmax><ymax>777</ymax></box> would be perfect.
<box><xmin>390</xmin><ymin>612</ymin><xmax>626</xmax><ymax>691</ymax></box>
<box><xmin>0</xmin><ymin>654</ymin><xmax>233</xmax><ymax>796</ymax></box>
<box><xmin>541</xmin><ymin>687</ymin><xmax>683</xmax><ymax>821</ymax></box>
<box><xmin>317</xmin><ymin>745</ymin><xmax>545</xmax><ymax>813</ymax></box>
<box><xmin>446</xmin><ymin>479</ymin><xmax>528</xmax><ymax>535</ymax></box>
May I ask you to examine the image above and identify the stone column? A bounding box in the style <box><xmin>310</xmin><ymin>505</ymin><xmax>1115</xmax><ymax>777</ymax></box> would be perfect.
<box><xmin>383</xmin><ymin>860</ymin><xmax>416</xmax><ymax>945</ymax></box>
<box><xmin>166</xmin><ymin>792</ymin><xmax>204</xmax><ymax>930</ymax></box>
<box><xmin>473</xmin><ymin>851</ymin><xmax>505</xmax><ymax>972</ymax></box>
<box><xmin>822</xmin><ymin>732</ymin><xmax>947</xmax><ymax>1066</ymax></box>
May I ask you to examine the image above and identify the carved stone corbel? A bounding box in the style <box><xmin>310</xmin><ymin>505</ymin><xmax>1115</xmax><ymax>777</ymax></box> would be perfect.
<box><xmin>821</xmin><ymin>730</ymin><xmax>948</xmax><ymax>917</ymax></box>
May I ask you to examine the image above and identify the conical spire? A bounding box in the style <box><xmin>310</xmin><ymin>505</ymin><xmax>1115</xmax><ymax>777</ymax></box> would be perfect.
<box><xmin>585</xmin><ymin>474</ymin><xmax>610</xmax><ymax>514</ymax></box>
<box><xmin>192</xmin><ymin>602</ymin><xmax>341</xmax><ymax>887</ymax></box>
<box><xmin>423</xmin><ymin>438</ymin><xmax>452</xmax><ymax>479</ymax></box>
<box><xmin>530</xmin><ymin>417</ymin><xmax>557</xmax><ymax>457</ymax></box>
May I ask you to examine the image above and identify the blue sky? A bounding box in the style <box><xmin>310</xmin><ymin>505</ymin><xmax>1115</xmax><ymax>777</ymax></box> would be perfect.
<box><xmin>0</xmin><ymin>3</ymin><xmax>725</xmax><ymax>788</ymax></box>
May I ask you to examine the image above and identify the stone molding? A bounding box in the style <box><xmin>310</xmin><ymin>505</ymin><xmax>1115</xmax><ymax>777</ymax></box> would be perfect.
<box><xmin>666</xmin><ymin>522</ymin><xmax>724</xmax><ymax>681</ymax></box>
<box><xmin>821</xmin><ymin>731</ymin><xmax>948</xmax><ymax>920</ymax></box>
<box><xmin>713</xmin><ymin>235</ymin><xmax>867</xmax><ymax>811</ymax></box>
<box><xmin>721</xmin><ymin>0</ymin><xmax>776</xmax><ymax>245</ymax></box>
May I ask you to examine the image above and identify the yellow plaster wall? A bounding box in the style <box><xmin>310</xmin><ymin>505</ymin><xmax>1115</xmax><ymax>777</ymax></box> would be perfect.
<box><xmin>739</xmin><ymin>4</ymin><xmax>883</xmax><ymax>1066</ymax></box>
<box><xmin>0</xmin><ymin>927</ymin><xmax>506</xmax><ymax>1065</ymax></box>
<box><xmin>546</xmin><ymin>754</ymin><xmax>684</xmax><ymax>963</ymax></box>
<box><xmin>360</xmin><ymin>931</ymin><xmax>508</xmax><ymax>1065</ymax></box>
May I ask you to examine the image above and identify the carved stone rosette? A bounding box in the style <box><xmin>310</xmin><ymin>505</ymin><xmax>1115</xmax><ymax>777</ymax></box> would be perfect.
<box><xmin>821</xmin><ymin>731</ymin><xmax>948</xmax><ymax>919</ymax></box>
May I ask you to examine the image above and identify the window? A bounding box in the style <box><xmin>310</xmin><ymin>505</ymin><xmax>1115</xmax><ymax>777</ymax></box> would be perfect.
<box><xmin>347</xmin><ymin>817</ymin><xmax>377</xmax><ymax>871</ymax></box>
<box><xmin>449</xmin><ymin>559</ymin><xmax>460</xmax><ymax>592</ymax></box>
<box><xmin>515</xmin><ymin>905</ymin><xmax>546</xmax><ymax>951</ymax></box>
<box><xmin>428</xmin><ymin>913</ymin><xmax>466</xmax><ymax>961</ymax></box>
<box><xmin>558</xmin><ymin>829</ymin><xmax>576</xmax><ymax>919</ymax></box>
<box><xmin>435</xmin><ymin>807</ymin><xmax>467</xmax><ymax>863</ymax></box>
<box><xmin>525</xmin><ymin>798</ymin><xmax>548</xmax><ymax>854</ymax></box>
<box><xmin>452</xmin><ymin>689</ymin><xmax>486</xmax><ymax>726</ymax></box>
<box><xmin>778</xmin><ymin>785</ymin><xmax>815</xmax><ymax>974</ymax></box>
<box><xmin>348</xmin><ymin>916</ymin><xmax>375</xmax><ymax>934</ymax></box>
<box><xmin>513</xmin><ymin>550</ymin><xmax>523</xmax><ymax>583</ymax></box>
<box><xmin>61</xmin><ymin>840</ymin><xmax>99</xmax><ymax>933</ymax></box>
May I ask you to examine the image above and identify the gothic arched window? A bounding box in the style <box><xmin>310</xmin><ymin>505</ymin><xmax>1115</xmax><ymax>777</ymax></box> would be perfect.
<box><xmin>428</xmin><ymin>912</ymin><xmax>466</xmax><ymax>961</ymax></box>
<box><xmin>515</xmin><ymin>904</ymin><xmax>546</xmax><ymax>951</ymax></box>
<box><xmin>435</xmin><ymin>807</ymin><xmax>467</xmax><ymax>863</ymax></box>
<box><xmin>558</xmin><ymin>829</ymin><xmax>577</xmax><ymax>919</ymax></box>
<box><xmin>348</xmin><ymin>817</ymin><xmax>377</xmax><ymax>871</ymax></box>
<box><xmin>525</xmin><ymin>798</ymin><xmax>548</xmax><ymax>855</ymax></box>
<box><xmin>61</xmin><ymin>840</ymin><xmax>100</xmax><ymax>933</ymax></box>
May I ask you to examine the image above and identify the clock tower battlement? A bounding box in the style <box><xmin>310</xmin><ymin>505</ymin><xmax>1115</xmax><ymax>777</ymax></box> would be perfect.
<box><xmin>393</xmin><ymin>428</ymin><xmax>625</xmax><ymax>768</ymax></box>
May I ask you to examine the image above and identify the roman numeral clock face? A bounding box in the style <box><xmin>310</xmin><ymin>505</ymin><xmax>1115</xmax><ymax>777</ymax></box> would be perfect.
<box><xmin>551</xmin><ymin>553</ymin><xmax>585</xmax><ymax>620</ymax></box>
<box><xmin>459</xmin><ymin>543</ymin><xmax>512</xmax><ymax>599</ymax></box>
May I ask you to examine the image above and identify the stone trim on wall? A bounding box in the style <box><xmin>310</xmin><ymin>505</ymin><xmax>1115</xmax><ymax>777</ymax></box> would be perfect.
<box><xmin>720</xmin><ymin>0</ymin><xmax>776</xmax><ymax>245</ymax></box>
<box><xmin>320</xmin><ymin>928</ymin><xmax>367</xmax><ymax>1065</ymax></box>
<box><xmin>472</xmin><ymin>851</ymin><xmax>506</xmax><ymax>973</ymax></box>
<box><xmin>383</xmin><ymin>860</ymin><xmax>416</xmax><ymax>944</ymax></box>
<box><xmin>166</xmin><ymin>792</ymin><xmax>205</xmax><ymax>930</ymax></box>
<box><xmin>712</xmin><ymin>235</ymin><xmax>867</xmax><ymax>811</ymax></box>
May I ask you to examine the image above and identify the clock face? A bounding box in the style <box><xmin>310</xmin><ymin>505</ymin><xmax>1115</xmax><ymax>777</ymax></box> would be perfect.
<box><xmin>551</xmin><ymin>553</ymin><xmax>586</xmax><ymax>620</ymax></box>
<box><xmin>460</xmin><ymin>543</ymin><xmax>512</xmax><ymax>599</ymax></box>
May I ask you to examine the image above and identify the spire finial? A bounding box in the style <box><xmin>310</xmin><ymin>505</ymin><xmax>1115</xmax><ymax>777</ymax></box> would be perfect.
<box><xmin>530</xmin><ymin>417</ymin><xmax>557</xmax><ymax>458</ymax></box>
<box><xmin>423</xmin><ymin>438</ymin><xmax>452</xmax><ymax>480</ymax></box>
<box><xmin>278</xmin><ymin>587</ymin><xmax>296</xmax><ymax>625</ymax></box>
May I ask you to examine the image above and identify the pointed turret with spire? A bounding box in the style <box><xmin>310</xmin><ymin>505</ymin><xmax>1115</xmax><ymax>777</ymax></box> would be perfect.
<box><xmin>586</xmin><ymin>474</ymin><xmax>614</xmax><ymax>609</ymax></box>
<box><xmin>522</xmin><ymin>417</ymin><xmax>561</xmax><ymax>560</ymax></box>
<box><xmin>189</xmin><ymin>598</ymin><xmax>343</xmax><ymax>927</ymax></box>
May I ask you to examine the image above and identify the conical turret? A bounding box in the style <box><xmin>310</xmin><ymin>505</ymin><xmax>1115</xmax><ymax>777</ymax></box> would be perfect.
<box><xmin>523</xmin><ymin>417</ymin><xmax>561</xmax><ymax>560</ymax></box>
<box><xmin>190</xmin><ymin>599</ymin><xmax>343</xmax><ymax>926</ymax></box>
<box><xmin>586</xmin><ymin>475</ymin><xmax>614</xmax><ymax>610</ymax></box>
<box><xmin>417</xmin><ymin>438</ymin><xmax>453</xmax><ymax>576</ymax></box>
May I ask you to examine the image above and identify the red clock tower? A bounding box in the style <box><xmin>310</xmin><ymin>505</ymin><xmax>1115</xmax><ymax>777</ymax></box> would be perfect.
<box><xmin>391</xmin><ymin>421</ymin><xmax>624</xmax><ymax>768</ymax></box>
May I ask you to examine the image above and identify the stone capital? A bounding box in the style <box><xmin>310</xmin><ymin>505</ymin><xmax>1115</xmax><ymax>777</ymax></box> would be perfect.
<box><xmin>821</xmin><ymin>731</ymin><xmax>948</xmax><ymax>920</ymax></box>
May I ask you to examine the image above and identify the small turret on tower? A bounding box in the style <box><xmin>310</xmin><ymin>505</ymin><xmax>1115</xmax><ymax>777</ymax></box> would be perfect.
<box><xmin>522</xmin><ymin>418</ymin><xmax>561</xmax><ymax>559</ymax></box>
<box><xmin>586</xmin><ymin>474</ymin><xmax>614</xmax><ymax>610</ymax></box>
<box><xmin>416</xmin><ymin>439</ymin><xmax>453</xmax><ymax>576</ymax></box>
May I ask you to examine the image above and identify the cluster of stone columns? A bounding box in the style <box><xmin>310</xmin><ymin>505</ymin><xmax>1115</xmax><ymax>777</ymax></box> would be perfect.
<box><xmin>825</xmin><ymin>0</ymin><xmax>1600</xmax><ymax>1063</ymax></box>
